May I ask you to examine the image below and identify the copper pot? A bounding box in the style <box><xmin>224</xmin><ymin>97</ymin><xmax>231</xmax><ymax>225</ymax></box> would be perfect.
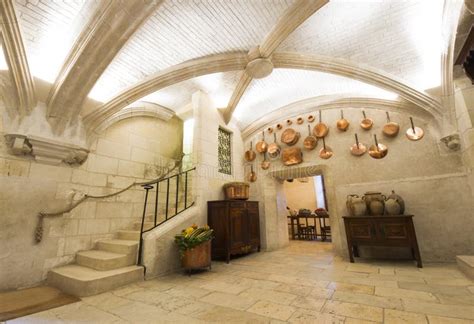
<box><xmin>282</xmin><ymin>147</ymin><xmax>303</xmax><ymax>166</ymax></box>
<box><xmin>350</xmin><ymin>133</ymin><xmax>367</xmax><ymax>156</ymax></box>
<box><xmin>276</xmin><ymin>123</ymin><xmax>283</xmax><ymax>130</ymax></box>
<box><xmin>319</xmin><ymin>137</ymin><xmax>333</xmax><ymax>159</ymax></box>
<box><xmin>255</xmin><ymin>131</ymin><xmax>268</xmax><ymax>153</ymax></box>
<box><xmin>181</xmin><ymin>240</ymin><xmax>211</xmax><ymax>270</ymax></box>
<box><xmin>244</xmin><ymin>141</ymin><xmax>256</xmax><ymax>162</ymax></box>
<box><xmin>406</xmin><ymin>117</ymin><xmax>424</xmax><ymax>141</ymax></box>
<box><xmin>248</xmin><ymin>165</ymin><xmax>257</xmax><ymax>182</ymax></box>
<box><xmin>261</xmin><ymin>153</ymin><xmax>271</xmax><ymax>170</ymax></box>
<box><xmin>337</xmin><ymin>110</ymin><xmax>350</xmax><ymax>131</ymax></box>
<box><xmin>223</xmin><ymin>182</ymin><xmax>249</xmax><ymax>200</ymax></box>
<box><xmin>286</xmin><ymin>119</ymin><xmax>292</xmax><ymax>126</ymax></box>
<box><xmin>267</xmin><ymin>133</ymin><xmax>281</xmax><ymax>159</ymax></box>
<box><xmin>267</xmin><ymin>127</ymin><xmax>273</xmax><ymax>134</ymax></box>
<box><xmin>303</xmin><ymin>125</ymin><xmax>318</xmax><ymax>150</ymax></box>
<box><xmin>296</xmin><ymin>117</ymin><xmax>304</xmax><ymax>124</ymax></box>
<box><xmin>382</xmin><ymin>112</ymin><xmax>399</xmax><ymax>137</ymax></box>
<box><xmin>368</xmin><ymin>134</ymin><xmax>388</xmax><ymax>159</ymax></box>
<box><xmin>313</xmin><ymin>110</ymin><xmax>329</xmax><ymax>138</ymax></box>
<box><xmin>281</xmin><ymin>128</ymin><xmax>300</xmax><ymax>146</ymax></box>
<box><xmin>360</xmin><ymin>110</ymin><xmax>373</xmax><ymax>130</ymax></box>
<box><xmin>308</xmin><ymin>115</ymin><xmax>315</xmax><ymax>123</ymax></box>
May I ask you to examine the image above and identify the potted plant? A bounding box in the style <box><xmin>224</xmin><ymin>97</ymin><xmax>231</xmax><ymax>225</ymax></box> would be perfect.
<box><xmin>174</xmin><ymin>224</ymin><xmax>213</xmax><ymax>273</ymax></box>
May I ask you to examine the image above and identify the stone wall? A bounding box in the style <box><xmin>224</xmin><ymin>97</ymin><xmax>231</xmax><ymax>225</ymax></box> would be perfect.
<box><xmin>246</xmin><ymin>107</ymin><xmax>474</xmax><ymax>262</ymax></box>
<box><xmin>0</xmin><ymin>107</ymin><xmax>183</xmax><ymax>290</ymax></box>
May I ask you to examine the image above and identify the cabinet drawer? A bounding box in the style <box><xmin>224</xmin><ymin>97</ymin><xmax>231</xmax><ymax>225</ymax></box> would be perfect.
<box><xmin>379</xmin><ymin>223</ymin><xmax>409</xmax><ymax>240</ymax></box>
<box><xmin>348</xmin><ymin>222</ymin><xmax>375</xmax><ymax>240</ymax></box>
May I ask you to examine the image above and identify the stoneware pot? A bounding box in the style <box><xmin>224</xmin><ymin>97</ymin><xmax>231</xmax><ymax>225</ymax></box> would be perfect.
<box><xmin>384</xmin><ymin>198</ymin><xmax>401</xmax><ymax>215</ymax></box>
<box><xmin>386</xmin><ymin>190</ymin><xmax>405</xmax><ymax>214</ymax></box>
<box><xmin>182</xmin><ymin>240</ymin><xmax>211</xmax><ymax>272</ymax></box>
<box><xmin>346</xmin><ymin>194</ymin><xmax>367</xmax><ymax>216</ymax></box>
<box><xmin>362</xmin><ymin>191</ymin><xmax>386</xmax><ymax>215</ymax></box>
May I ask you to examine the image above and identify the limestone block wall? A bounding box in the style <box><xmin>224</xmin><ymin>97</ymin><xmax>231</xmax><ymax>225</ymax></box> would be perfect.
<box><xmin>246</xmin><ymin>108</ymin><xmax>474</xmax><ymax>262</ymax></box>
<box><xmin>0</xmin><ymin>108</ymin><xmax>183</xmax><ymax>290</ymax></box>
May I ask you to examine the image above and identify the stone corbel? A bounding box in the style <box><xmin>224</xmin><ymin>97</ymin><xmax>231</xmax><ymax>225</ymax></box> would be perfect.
<box><xmin>4</xmin><ymin>134</ymin><xmax>89</xmax><ymax>165</ymax></box>
<box><xmin>440</xmin><ymin>133</ymin><xmax>461</xmax><ymax>151</ymax></box>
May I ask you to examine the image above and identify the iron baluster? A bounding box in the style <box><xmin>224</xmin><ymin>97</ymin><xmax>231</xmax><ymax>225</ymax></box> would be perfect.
<box><xmin>154</xmin><ymin>182</ymin><xmax>159</xmax><ymax>226</ymax></box>
<box><xmin>137</xmin><ymin>184</ymin><xmax>153</xmax><ymax>266</ymax></box>
<box><xmin>184</xmin><ymin>171</ymin><xmax>188</xmax><ymax>209</ymax></box>
<box><xmin>175</xmin><ymin>174</ymin><xmax>179</xmax><ymax>215</ymax></box>
<box><xmin>165</xmin><ymin>178</ymin><xmax>170</xmax><ymax>221</ymax></box>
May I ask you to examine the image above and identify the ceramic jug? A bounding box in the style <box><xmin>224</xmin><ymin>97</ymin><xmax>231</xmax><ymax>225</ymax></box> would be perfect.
<box><xmin>362</xmin><ymin>191</ymin><xmax>386</xmax><ymax>216</ymax></box>
<box><xmin>385</xmin><ymin>190</ymin><xmax>405</xmax><ymax>215</ymax></box>
<box><xmin>346</xmin><ymin>195</ymin><xmax>367</xmax><ymax>216</ymax></box>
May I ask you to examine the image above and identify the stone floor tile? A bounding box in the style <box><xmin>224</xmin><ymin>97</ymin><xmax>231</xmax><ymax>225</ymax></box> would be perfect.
<box><xmin>197</xmin><ymin>280</ymin><xmax>249</xmax><ymax>295</ymax></box>
<box><xmin>82</xmin><ymin>292</ymin><xmax>131</xmax><ymax>311</ymax></box>
<box><xmin>368</xmin><ymin>273</ymin><xmax>426</xmax><ymax>283</ymax></box>
<box><xmin>288</xmin><ymin>308</ymin><xmax>345</xmax><ymax>324</ymax></box>
<box><xmin>344</xmin><ymin>318</ymin><xmax>379</xmax><ymax>324</ymax></box>
<box><xmin>378</xmin><ymin>267</ymin><xmax>396</xmax><ymax>275</ymax></box>
<box><xmin>468</xmin><ymin>286</ymin><xmax>474</xmax><ymax>294</ymax></box>
<box><xmin>436</xmin><ymin>293</ymin><xmax>474</xmax><ymax>305</ymax></box>
<box><xmin>309</xmin><ymin>287</ymin><xmax>335</xmax><ymax>299</ymax></box>
<box><xmin>200</xmin><ymin>291</ymin><xmax>258</xmax><ymax>311</ymax></box>
<box><xmin>194</xmin><ymin>305</ymin><xmax>270</xmax><ymax>323</ymax></box>
<box><xmin>239</xmin><ymin>287</ymin><xmax>298</xmax><ymax>305</ymax></box>
<box><xmin>375</xmin><ymin>286</ymin><xmax>437</xmax><ymax>301</ymax></box>
<box><xmin>327</xmin><ymin>281</ymin><xmax>375</xmax><ymax>294</ymax></box>
<box><xmin>247</xmin><ymin>300</ymin><xmax>297</xmax><ymax>321</ymax></box>
<box><xmin>427</xmin><ymin>315</ymin><xmax>474</xmax><ymax>324</ymax></box>
<box><xmin>274</xmin><ymin>283</ymin><xmax>312</xmax><ymax>297</ymax></box>
<box><xmin>383</xmin><ymin>309</ymin><xmax>428</xmax><ymax>324</ymax></box>
<box><xmin>424</xmin><ymin>278</ymin><xmax>474</xmax><ymax>286</ymax></box>
<box><xmin>346</xmin><ymin>263</ymin><xmax>380</xmax><ymax>274</ymax></box>
<box><xmin>110</xmin><ymin>283</ymin><xmax>145</xmax><ymax>296</ymax></box>
<box><xmin>332</xmin><ymin>291</ymin><xmax>403</xmax><ymax>310</ymax></box>
<box><xmin>322</xmin><ymin>300</ymin><xmax>384</xmax><ymax>322</ymax></box>
<box><xmin>8</xmin><ymin>310</ymin><xmax>60</xmax><ymax>323</ymax></box>
<box><xmin>165</xmin><ymin>285</ymin><xmax>213</xmax><ymax>299</ymax></box>
<box><xmin>99</xmin><ymin>301</ymin><xmax>168</xmax><ymax>323</ymax></box>
<box><xmin>402</xmin><ymin>299</ymin><xmax>474</xmax><ymax>320</ymax></box>
<box><xmin>398</xmin><ymin>282</ymin><xmax>472</xmax><ymax>296</ymax></box>
<box><xmin>343</xmin><ymin>277</ymin><xmax>399</xmax><ymax>288</ymax></box>
<box><xmin>291</xmin><ymin>295</ymin><xmax>326</xmax><ymax>311</ymax></box>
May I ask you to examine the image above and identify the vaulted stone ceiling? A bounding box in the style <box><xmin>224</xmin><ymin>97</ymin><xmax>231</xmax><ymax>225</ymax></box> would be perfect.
<box><xmin>3</xmin><ymin>0</ymin><xmax>451</xmax><ymax>133</ymax></box>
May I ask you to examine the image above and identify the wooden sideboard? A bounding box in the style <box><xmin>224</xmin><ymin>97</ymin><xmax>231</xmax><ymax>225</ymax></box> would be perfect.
<box><xmin>343</xmin><ymin>215</ymin><xmax>422</xmax><ymax>268</ymax></box>
<box><xmin>208</xmin><ymin>200</ymin><xmax>260</xmax><ymax>263</ymax></box>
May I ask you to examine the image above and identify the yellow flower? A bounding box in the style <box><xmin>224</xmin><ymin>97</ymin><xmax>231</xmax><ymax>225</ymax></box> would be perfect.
<box><xmin>191</xmin><ymin>224</ymin><xmax>198</xmax><ymax>229</ymax></box>
<box><xmin>184</xmin><ymin>227</ymin><xmax>194</xmax><ymax>237</ymax></box>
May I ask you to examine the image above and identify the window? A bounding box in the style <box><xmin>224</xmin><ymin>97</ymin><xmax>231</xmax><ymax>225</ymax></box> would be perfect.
<box><xmin>218</xmin><ymin>127</ymin><xmax>232</xmax><ymax>175</ymax></box>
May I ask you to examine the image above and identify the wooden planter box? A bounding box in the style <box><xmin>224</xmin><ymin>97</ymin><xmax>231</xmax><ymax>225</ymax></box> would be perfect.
<box><xmin>182</xmin><ymin>240</ymin><xmax>211</xmax><ymax>272</ymax></box>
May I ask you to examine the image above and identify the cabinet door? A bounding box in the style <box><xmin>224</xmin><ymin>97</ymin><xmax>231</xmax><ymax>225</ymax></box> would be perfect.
<box><xmin>229</xmin><ymin>206</ymin><xmax>248</xmax><ymax>248</ymax></box>
<box><xmin>378</xmin><ymin>221</ymin><xmax>409</xmax><ymax>240</ymax></box>
<box><xmin>247</xmin><ymin>204</ymin><xmax>260</xmax><ymax>246</ymax></box>
<box><xmin>347</xmin><ymin>220</ymin><xmax>376</xmax><ymax>240</ymax></box>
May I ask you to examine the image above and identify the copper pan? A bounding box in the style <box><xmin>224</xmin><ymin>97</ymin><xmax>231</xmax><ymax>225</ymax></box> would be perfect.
<box><xmin>276</xmin><ymin>123</ymin><xmax>283</xmax><ymax>130</ymax></box>
<box><xmin>368</xmin><ymin>134</ymin><xmax>388</xmax><ymax>159</ymax></box>
<box><xmin>256</xmin><ymin>131</ymin><xmax>268</xmax><ymax>153</ymax></box>
<box><xmin>267</xmin><ymin>133</ymin><xmax>281</xmax><ymax>159</ymax></box>
<box><xmin>406</xmin><ymin>117</ymin><xmax>424</xmax><ymax>141</ymax></box>
<box><xmin>261</xmin><ymin>152</ymin><xmax>271</xmax><ymax>170</ymax></box>
<box><xmin>244</xmin><ymin>141</ymin><xmax>256</xmax><ymax>162</ymax></box>
<box><xmin>337</xmin><ymin>110</ymin><xmax>350</xmax><ymax>131</ymax></box>
<box><xmin>308</xmin><ymin>115</ymin><xmax>315</xmax><ymax>123</ymax></box>
<box><xmin>360</xmin><ymin>110</ymin><xmax>373</xmax><ymax>130</ymax></box>
<box><xmin>303</xmin><ymin>124</ymin><xmax>318</xmax><ymax>150</ymax></box>
<box><xmin>350</xmin><ymin>133</ymin><xmax>367</xmax><ymax>156</ymax></box>
<box><xmin>281</xmin><ymin>128</ymin><xmax>300</xmax><ymax>146</ymax></box>
<box><xmin>313</xmin><ymin>110</ymin><xmax>329</xmax><ymax>138</ymax></box>
<box><xmin>282</xmin><ymin>147</ymin><xmax>303</xmax><ymax>166</ymax></box>
<box><xmin>319</xmin><ymin>137</ymin><xmax>333</xmax><ymax>159</ymax></box>
<box><xmin>248</xmin><ymin>165</ymin><xmax>257</xmax><ymax>182</ymax></box>
<box><xmin>286</xmin><ymin>119</ymin><xmax>292</xmax><ymax>126</ymax></box>
<box><xmin>382</xmin><ymin>112</ymin><xmax>399</xmax><ymax>137</ymax></box>
<box><xmin>296</xmin><ymin>117</ymin><xmax>304</xmax><ymax>124</ymax></box>
<box><xmin>267</xmin><ymin>127</ymin><xmax>273</xmax><ymax>134</ymax></box>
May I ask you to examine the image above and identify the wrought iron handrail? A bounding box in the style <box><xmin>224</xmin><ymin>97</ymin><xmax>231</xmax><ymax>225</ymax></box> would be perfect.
<box><xmin>136</xmin><ymin>167</ymin><xmax>196</xmax><ymax>267</ymax></box>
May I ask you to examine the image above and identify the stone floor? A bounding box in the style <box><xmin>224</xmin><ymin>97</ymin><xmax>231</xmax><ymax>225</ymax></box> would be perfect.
<box><xmin>9</xmin><ymin>241</ymin><xmax>474</xmax><ymax>323</ymax></box>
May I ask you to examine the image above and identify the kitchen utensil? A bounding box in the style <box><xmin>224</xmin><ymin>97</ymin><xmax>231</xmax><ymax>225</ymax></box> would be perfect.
<box><xmin>406</xmin><ymin>117</ymin><xmax>424</xmax><ymax>141</ymax></box>
<box><xmin>313</xmin><ymin>110</ymin><xmax>329</xmax><ymax>138</ymax></box>
<box><xmin>368</xmin><ymin>134</ymin><xmax>388</xmax><ymax>159</ymax></box>
<box><xmin>267</xmin><ymin>133</ymin><xmax>281</xmax><ymax>159</ymax></box>
<box><xmin>382</xmin><ymin>112</ymin><xmax>399</xmax><ymax>137</ymax></box>
<box><xmin>267</xmin><ymin>127</ymin><xmax>273</xmax><ymax>134</ymax></box>
<box><xmin>255</xmin><ymin>131</ymin><xmax>268</xmax><ymax>153</ymax></box>
<box><xmin>261</xmin><ymin>152</ymin><xmax>271</xmax><ymax>170</ymax></box>
<box><xmin>319</xmin><ymin>137</ymin><xmax>333</xmax><ymax>159</ymax></box>
<box><xmin>303</xmin><ymin>125</ymin><xmax>318</xmax><ymax>150</ymax></box>
<box><xmin>244</xmin><ymin>141</ymin><xmax>256</xmax><ymax>162</ymax></box>
<box><xmin>281</xmin><ymin>128</ymin><xmax>300</xmax><ymax>146</ymax></box>
<box><xmin>276</xmin><ymin>123</ymin><xmax>283</xmax><ymax>130</ymax></box>
<box><xmin>296</xmin><ymin>117</ymin><xmax>304</xmax><ymax>124</ymax></box>
<box><xmin>337</xmin><ymin>110</ymin><xmax>350</xmax><ymax>131</ymax></box>
<box><xmin>350</xmin><ymin>133</ymin><xmax>367</xmax><ymax>156</ymax></box>
<box><xmin>346</xmin><ymin>194</ymin><xmax>367</xmax><ymax>216</ymax></box>
<box><xmin>248</xmin><ymin>165</ymin><xmax>257</xmax><ymax>182</ymax></box>
<box><xmin>286</xmin><ymin>119</ymin><xmax>292</xmax><ymax>126</ymax></box>
<box><xmin>363</xmin><ymin>191</ymin><xmax>386</xmax><ymax>215</ymax></box>
<box><xmin>308</xmin><ymin>115</ymin><xmax>315</xmax><ymax>123</ymax></box>
<box><xmin>360</xmin><ymin>110</ymin><xmax>373</xmax><ymax>130</ymax></box>
<box><xmin>282</xmin><ymin>147</ymin><xmax>303</xmax><ymax>166</ymax></box>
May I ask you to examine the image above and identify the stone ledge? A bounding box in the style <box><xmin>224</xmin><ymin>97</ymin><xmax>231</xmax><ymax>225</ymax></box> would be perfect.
<box><xmin>4</xmin><ymin>133</ymin><xmax>89</xmax><ymax>165</ymax></box>
<box><xmin>456</xmin><ymin>255</ymin><xmax>474</xmax><ymax>280</ymax></box>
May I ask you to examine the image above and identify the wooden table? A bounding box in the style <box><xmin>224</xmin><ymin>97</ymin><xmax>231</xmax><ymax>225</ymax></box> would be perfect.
<box><xmin>343</xmin><ymin>215</ymin><xmax>422</xmax><ymax>268</ymax></box>
<box><xmin>287</xmin><ymin>214</ymin><xmax>327</xmax><ymax>240</ymax></box>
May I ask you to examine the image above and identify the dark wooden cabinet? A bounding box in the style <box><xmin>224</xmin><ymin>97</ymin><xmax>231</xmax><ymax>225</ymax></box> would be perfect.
<box><xmin>343</xmin><ymin>215</ymin><xmax>423</xmax><ymax>268</ymax></box>
<box><xmin>208</xmin><ymin>200</ymin><xmax>260</xmax><ymax>263</ymax></box>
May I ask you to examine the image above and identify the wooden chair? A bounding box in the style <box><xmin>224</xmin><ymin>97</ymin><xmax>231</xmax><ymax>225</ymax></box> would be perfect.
<box><xmin>315</xmin><ymin>209</ymin><xmax>331</xmax><ymax>241</ymax></box>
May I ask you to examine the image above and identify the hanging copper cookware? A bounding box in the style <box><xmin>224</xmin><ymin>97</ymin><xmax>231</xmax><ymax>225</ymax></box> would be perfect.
<box><xmin>276</xmin><ymin>123</ymin><xmax>283</xmax><ymax>130</ymax></box>
<box><xmin>261</xmin><ymin>152</ymin><xmax>271</xmax><ymax>170</ymax></box>
<box><xmin>286</xmin><ymin>119</ymin><xmax>292</xmax><ymax>126</ymax></box>
<box><xmin>382</xmin><ymin>112</ymin><xmax>399</xmax><ymax>137</ymax></box>
<box><xmin>303</xmin><ymin>125</ymin><xmax>318</xmax><ymax>150</ymax></box>
<box><xmin>319</xmin><ymin>137</ymin><xmax>333</xmax><ymax>159</ymax></box>
<box><xmin>308</xmin><ymin>115</ymin><xmax>315</xmax><ymax>123</ymax></box>
<box><xmin>248</xmin><ymin>165</ymin><xmax>257</xmax><ymax>182</ymax></box>
<box><xmin>368</xmin><ymin>134</ymin><xmax>388</xmax><ymax>159</ymax></box>
<box><xmin>267</xmin><ymin>133</ymin><xmax>281</xmax><ymax>159</ymax></box>
<box><xmin>267</xmin><ymin>127</ymin><xmax>273</xmax><ymax>134</ymax></box>
<box><xmin>296</xmin><ymin>117</ymin><xmax>304</xmax><ymax>125</ymax></box>
<box><xmin>256</xmin><ymin>131</ymin><xmax>268</xmax><ymax>153</ymax></box>
<box><xmin>360</xmin><ymin>110</ymin><xmax>373</xmax><ymax>130</ymax></box>
<box><xmin>313</xmin><ymin>110</ymin><xmax>329</xmax><ymax>138</ymax></box>
<box><xmin>350</xmin><ymin>133</ymin><xmax>367</xmax><ymax>156</ymax></box>
<box><xmin>281</xmin><ymin>128</ymin><xmax>300</xmax><ymax>146</ymax></box>
<box><xmin>282</xmin><ymin>147</ymin><xmax>303</xmax><ymax>166</ymax></box>
<box><xmin>244</xmin><ymin>141</ymin><xmax>256</xmax><ymax>162</ymax></box>
<box><xmin>406</xmin><ymin>117</ymin><xmax>424</xmax><ymax>141</ymax></box>
<box><xmin>337</xmin><ymin>110</ymin><xmax>350</xmax><ymax>131</ymax></box>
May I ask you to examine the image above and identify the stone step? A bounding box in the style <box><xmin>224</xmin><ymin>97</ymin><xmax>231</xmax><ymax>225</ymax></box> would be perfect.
<box><xmin>48</xmin><ymin>264</ymin><xmax>143</xmax><ymax>297</ymax></box>
<box><xmin>76</xmin><ymin>250</ymin><xmax>135</xmax><ymax>271</ymax></box>
<box><xmin>133</xmin><ymin>221</ymin><xmax>155</xmax><ymax>231</ymax></box>
<box><xmin>456</xmin><ymin>255</ymin><xmax>474</xmax><ymax>280</ymax></box>
<box><xmin>96</xmin><ymin>239</ymin><xmax>138</xmax><ymax>255</ymax></box>
<box><xmin>117</xmin><ymin>230</ymin><xmax>140</xmax><ymax>241</ymax></box>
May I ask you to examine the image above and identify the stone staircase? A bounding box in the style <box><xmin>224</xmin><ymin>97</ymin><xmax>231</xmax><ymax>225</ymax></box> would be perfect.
<box><xmin>47</xmin><ymin>219</ymin><xmax>157</xmax><ymax>297</ymax></box>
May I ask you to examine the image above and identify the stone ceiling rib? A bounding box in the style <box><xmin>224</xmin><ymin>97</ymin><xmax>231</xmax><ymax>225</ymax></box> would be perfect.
<box><xmin>221</xmin><ymin>0</ymin><xmax>329</xmax><ymax>124</ymax></box>
<box><xmin>0</xmin><ymin>0</ymin><xmax>36</xmax><ymax>117</ymax></box>
<box><xmin>46</xmin><ymin>0</ymin><xmax>162</xmax><ymax>134</ymax></box>
<box><xmin>83</xmin><ymin>52</ymin><xmax>249</xmax><ymax>134</ymax></box>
